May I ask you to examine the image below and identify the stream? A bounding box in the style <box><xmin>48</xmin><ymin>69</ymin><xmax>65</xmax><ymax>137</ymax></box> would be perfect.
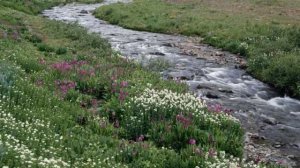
<box><xmin>43</xmin><ymin>0</ymin><xmax>300</xmax><ymax>167</ymax></box>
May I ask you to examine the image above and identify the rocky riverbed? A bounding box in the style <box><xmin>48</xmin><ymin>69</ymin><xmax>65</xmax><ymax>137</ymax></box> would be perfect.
<box><xmin>43</xmin><ymin>1</ymin><xmax>300</xmax><ymax>167</ymax></box>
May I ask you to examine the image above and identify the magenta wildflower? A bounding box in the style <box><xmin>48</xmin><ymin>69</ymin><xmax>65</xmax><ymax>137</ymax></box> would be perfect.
<box><xmin>52</xmin><ymin>61</ymin><xmax>72</xmax><ymax>72</ymax></box>
<box><xmin>113</xmin><ymin>119</ymin><xmax>120</xmax><ymax>128</ymax></box>
<box><xmin>176</xmin><ymin>114</ymin><xmax>191</xmax><ymax>128</ymax></box>
<box><xmin>188</xmin><ymin>138</ymin><xmax>196</xmax><ymax>145</ymax></box>
<box><xmin>120</xmin><ymin>81</ymin><xmax>128</xmax><ymax>87</ymax></box>
<box><xmin>91</xmin><ymin>99</ymin><xmax>98</xmax><ymax>108</ymax></box>
<box><xmin>194</xmin><ymin>147</ymin><xmax>203</xmax><ymax>156</ymax></box>
<box><xmin>39</xmin><ymin>58</ymin><xmax>46</xmax><ymax>65</ymax></box>
<box><xmin>208</xmin><ymin>148</ymin><xmax>216</xmax><ymax>158</ymax></box>
<box><xmin>55</xmin><ymin>80</ymin><xmax>76</xmax><ymax>95</ymax></box>
<box><xmin>136</xmin><ymin>135</ymin><xmax>145</xmax><ymax>142</ymax></box>
<box><xmin>12</xmin><ymin>31</ymin><xmax>20</xmax><ymax>40</ymax></box>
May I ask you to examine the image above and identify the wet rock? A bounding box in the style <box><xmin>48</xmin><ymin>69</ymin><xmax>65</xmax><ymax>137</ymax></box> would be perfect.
<box><xmin>206</xmin><ymin>92</ymin><xmax>219</xmax><ymax>99</ymax></box>
<box><xmin>197</xmin><ymin>85</ymin><xmax>212</xmax><ymax>90</ymax></box>
<box><xmin>248</xmin><ymin>133</ymin><xmax>266</xmax><ymax>140</ymax></box>
<box><xmin>131</xmin><ymin>52</ymin><xmax>139</xmax><ymax>55</ymax></box>
<box><xmin>239</xmin><ymin>61</ymin><xmax>248</xmax><ymax>69</ymax></box>
<box><xmin>149</xmin><ymin>52</ymin><xmax>165</xmax><ymax>56</ymax></box>
<box><xmin>215</xmin><ymin>51</ymin><xmax>224</xmax><ymax>56</ymax></box>
<box><xmin>136</xmin><ymin>38</ymin><xmax>144</xmax><ymax>41</ymax></box>
<box><xmin>168</xmin><ymin>71</ymin><xmax>194</xmax><ymax>80</ymax></box>
<box><xmin>218</xmin><ymin>88</ymin><xmax>233</xmax><ymax>93</ymax></box>
<box><xmin>241</xmin><ymin>74</ymin><xmax>252</xmax><ymax>80</ymax></box>
<box><xmin>292</xmin><ymin>143</ymin><xmax>300</xmax><ymax>149</ymax></box>
<box><xmin>162</xmin><ymin>43</ymin><xmax>173</xmax><ymax>47</ymax></box>
<box><xmin>196</xmin><ymin>56</ymin><xmax>205</xmax><ymax>60</ymax></box>
<box><xmin>273</xmin><ymin>142</ymin><xmax>283</xmax><ymax>148</ymax></box>
<box><xmin>290</xmin><ymin>112</ymin><xmax>300</xmax><ymax>116</ymax></box>
<box><xmin>80</xmin><ymin>10</ymin><xmax>88</xmax><ymax>14</ymax></box>
<box><xmin>261</xmin><ymin>114</ymin><xmax>277</xmax><ymax>125</ymax></box>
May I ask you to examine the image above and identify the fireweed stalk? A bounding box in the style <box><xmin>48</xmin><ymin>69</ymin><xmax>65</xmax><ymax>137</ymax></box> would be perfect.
<box><xmin>111</xmin><ymin>74</ymin><xmax>129</xmax><ymax>103</ymax></box>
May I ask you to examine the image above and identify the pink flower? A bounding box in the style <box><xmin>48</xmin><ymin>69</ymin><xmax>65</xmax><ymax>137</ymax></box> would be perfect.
<box><xmin>55</xmin><ymin>80</ymin><xmax>76</xmax><ymax>95</ymax></box>
<box><xmin>136</xmin><ymin>135</ymin><xmax>145</xmax><ymax>142</ymax></box>
<box><xmin>39</xmin><ymin>58</ymin><xmax>46</xmax><ymax>65</ymax></box>
<box><xmin>189</xmin><ymin>139</ymin><xmax>196</xmax><ymax>145</ymax></box>
<box><xmin>91</xmin><ymin>99</ymin><xmax>98</xmax><ymax>107</ymax></box>
<box><xmin>176</xmin><ymin>114</ymin><xmax>191</xmax><ymax>128</ymax></box>
<box><xmin>52</xmin><ymin>62</ymin><xmax>72</xmax><ymax>72</ymax></box>
<box><xmin>194</xmin><ymin>147</ymin><xmax>203</xmax><ymax>156</ymax></box>
<box><xmin>208</xmin><ymin>148</ymin><xmax>216</xmax><ymax>157</ymax></box>
<box><xmin>120</xmin><ymin>81</ymin><xmax>128</xmax><ymax>87</ymax></box>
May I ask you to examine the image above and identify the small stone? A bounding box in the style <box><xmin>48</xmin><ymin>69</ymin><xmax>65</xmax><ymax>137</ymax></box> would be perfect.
<box><xmin>287</xmin><ymin>155</ymin><xmax>295</xmax><ymax>159</ymax></box>
<box><xmin>273</xmin><ymin>142</ymin><xmax>282</xmax><ymax>148</ymax></box>
<box><xmin>249</xmin><ymin>133</ymin><xmax>260</xmax><ymax>139</ymax></box>
<box><xmin>149</xmin><ymin>52</ymin><xmax>165</xmax><ymax>56</ymax></box>
<box><xmin>218</xmin><ymin>88</ymin><xmax>233</xmax><ymax>93</ymax></box>
<box><xmin>162</xmin><ymin>43</ymin><xmax>173</xmax><ymax>47</ymax></box>
<box><xmin>136</xmin><ymin>38</ymin><xmax>145</xmax><ymax>41</ymax></box>
<box><xmin>80</xmin><ymin>10</ymin><xmax>88</xmax><ymax>14</ymax></box>
<box><xmin>260</xmin><ymin>136</ymin><xmax>266</xmax><ymax>140</ymax></box>
<box><xmin>196</xmin><ymin>56</ymin><xmax>204</xmax><ymax>60</ymax></box>
<box><xmin>292</xmin><ymin>143</ymin><xmax>300</xmax><ymax>148</ymax></box>
<box><xmin>168</xmin><ymin>71</ymin><xmax>194</xmax><ymax>80</ymax></box>
<box><xmin>215</xmin><ymin>51</ymin><xmax>224</xmax><ymax>56</ymax></box>
<box><xmin>196</xmin><ymin>85</ymin><xmax>212</xmax><ymax>90</ymax></box>
<box><xmin>206</xmin><ymin>92</ymin><xmax>219</xmax><ymax>99</ymax></box>
<box><xmin>261</xmin><ymin>115</ymin><xmax>277</xmax><ymax>125</ymax></box>
<box><xmin>239</xmin><ymin>62</ymin><xmax>248</xmax><ymax>69</ymax></box>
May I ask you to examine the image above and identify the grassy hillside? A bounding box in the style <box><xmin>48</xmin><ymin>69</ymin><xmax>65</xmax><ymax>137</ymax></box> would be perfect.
<box><xmin>0</xmin><ymin>1</ymin><xmax>283</xmax><ymax>168</ymax></box>
<box><xmin>94</xmin><ymin>0</ymin><xmax>300</xmax><ymax>97</ymax></box>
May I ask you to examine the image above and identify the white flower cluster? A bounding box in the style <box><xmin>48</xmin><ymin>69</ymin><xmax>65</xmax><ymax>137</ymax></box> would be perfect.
<box><xmin>201</xmin><ymin>151</ymin><xmax>265</xmax><ymax>168</ymax></box>
<box><xmin>129</xmin><ymin>88</ymin><xmax>238</xmax><ymax>125</ymax></box>
<box><xmin>0</xmin><ymin>89</ymin><xmax>126</xmax><ymax>168</ymax></box>
<box><xmin>0</xmin><ymin>105</ymin><xmax>70</xmax><ymax>167</ymax></box>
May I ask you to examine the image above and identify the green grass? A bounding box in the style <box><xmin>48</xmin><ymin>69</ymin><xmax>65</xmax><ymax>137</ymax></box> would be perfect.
<box><xmin>94</xmin><ymin>0</ymin><xmax>300</xmax><ymax>97</ymax></box>
<box><xmin>0</xmin><ymin>1</ymin><xmax>284</xmax><ymax>168</ymax></box>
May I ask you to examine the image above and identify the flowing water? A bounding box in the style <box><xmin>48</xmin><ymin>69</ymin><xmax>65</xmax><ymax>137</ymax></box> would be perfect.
<box><xmin>43</xmin><ymin>0</ymin><xmax>300</xmax><ymax>166</ymax></box>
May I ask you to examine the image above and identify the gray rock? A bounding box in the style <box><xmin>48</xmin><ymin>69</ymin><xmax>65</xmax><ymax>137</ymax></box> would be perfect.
<box><xmin>206</xmin><ymin>92</ymin><xmax>219</xmax><ymax>99</ymax></box>
<box><xmin>218</xmin><ymin>88</ymin><xmax>233</xmax><ymax>93</ymax></box>
<box><xmin>80</xmin><ymin>10</ymin><xmax>88</xmax><ymax>14</ymax></box>
<box><xmin>273</xmin><ymin>142</ymin><xmax>282</xmax><ymax>148</ymax></box>
<box><xmin>149</xmin><ymin>52</ymin><xmax>165</xmax><ymax>56</ymax></box>
<box><xmin>168</xmin><ymin>71</ymin><xmax>194</xmax><ymax>80</ymax></box>
<box><xmin>261</xmin><ymin>114</ymin><xmax>277</xmax><ymax>125</ymax></box>
<box><xmin>136</xmin><ymin>38</ymin><xmax>145</xmax><ymax>41</ymax></box>
<box><xmin>197</xmin><ymin>85</ymin><xmax>212</xmax><ymax>90</ymax></box>
<box><xmin>215</xmin><ymin>51</ymin><xmax>224</xmax><ymax>56</ymax></box>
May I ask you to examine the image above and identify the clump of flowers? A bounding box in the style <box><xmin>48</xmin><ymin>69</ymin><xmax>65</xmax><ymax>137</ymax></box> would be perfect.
<box><xmin>200</xmin><ymin>150</ymin><xmax>266</xmax><ymax>168</ymax></box>
<box><xmin>188</xmin><ymin>138</ymin><xmax>196</xmax><ymax>145</ymax></box>
<box><xmin>127</xmin><ymin>88</ymin><xmax>238</xmax><ymax>125</ymax></box>
<box><xmin>51</xmin><ymin>60</ymin><xmax>87</xmax><ymax>73</ymax></box>
<box><xmin>52</xmin><ymin>61</ymin><xmax>72</xmax><ymax>72</ymax></box>
<box><xmin>111</xmin><ymin>74</ymin><xmax>129</xmax><ymax>103</ymax></box>
<box><xmin>176</xmin><ymin>114</ymin><xmax>192</xmax><ymax>128</ymax></box>
<box><xmin>55</xmin><ymin>80</ymin><xmax>76</xmax><ymax>95</ymax></box>
<box><xmin>208</xmin><ymin>103</ymin><xmax>233</xmax><ymax>115</ymax></box>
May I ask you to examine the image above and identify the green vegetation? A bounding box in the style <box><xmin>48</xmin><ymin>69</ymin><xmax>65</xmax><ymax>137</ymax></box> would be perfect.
<box><xmin>94</xmin><ymin>0</ymin><xmax>300</xmax><ymax>97</ymax></box>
